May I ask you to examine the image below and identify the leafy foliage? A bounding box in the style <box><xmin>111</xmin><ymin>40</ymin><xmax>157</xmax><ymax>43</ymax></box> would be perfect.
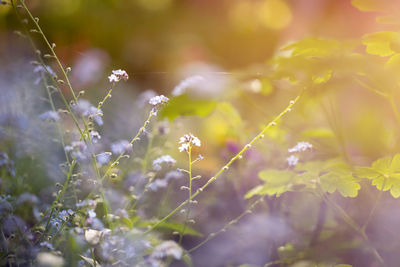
<box><xmin>355</xmin><ymin>154</ymin><xmax>400</xmax><ymax>197</ymax></box>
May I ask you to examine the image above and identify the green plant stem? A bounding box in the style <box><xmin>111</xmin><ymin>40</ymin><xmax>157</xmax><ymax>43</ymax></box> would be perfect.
<box><xmin>17</xmin><ymin>0</ymin><xmax>112</xmax><ymax>225</ymax></box>
<box><xmin>101</xmin><ymin>109</ymin><xmax>156</xmax><ymax>181</ymax></box>
<box><xmin>40</xmin><ymin>72</ymin><xmax>70</xmax><ymax>163</ymax></box>
<box><xmin>41</xmin><ymin>160</ymin><xmax>76</xmax><ymax>241</ymax></box>
<box><xmin>188</xmin><ymin>195</ymin><xmax>264</xmax><ymax>253</ymax></box>
<box><xmin>320</xmin><ymin>192</ymin><xmax>386</xmax><ymax>266</ymax></box>
<box><xmin>144</xmin><ymin>93</ymin><xmax>302</xmax><ymax>234</ymax></box>
<box><xmin>362</xmin><ymin>178</ymin><xmax>386</xmax><ymax>231</ymax></box>
<box><xmin>179</xmin><ymin>145</ymin><xmax>193</xmax><ymax>244</ymax></box>
<box><xmin>97</xmin><ymin>84</ymin><xmax>115</xmax><ymax>112</ymax></box>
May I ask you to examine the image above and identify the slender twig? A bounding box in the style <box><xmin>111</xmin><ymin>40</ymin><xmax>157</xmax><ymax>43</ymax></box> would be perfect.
<box><xmin>179</xmin><ymin>145</ymin><xmax>193</xmax><ymax>244</ymax></box>
<box><xmin>41</xmin><ymin>160</ymin><xmax>76</xmax><ymax>241</ymax></box>
<box><xmin>101</xmin><ymin>109</ymin><xmax>156</xmax><ymax>181</ymax></box>
<box><xmin>362</xmin><ymin>178</ymin><xmax>386</xmax><ymax>231</ymax></box>
<box><xmin>188</xmin><ymin>195</ymin><xmax>264</xmax><ymax>253</ymax></box>
<box><xmin>320</xmin><ymin>191</ymin><xmax>386</xmax><ymax>266</ymax></box>
<box><xmin>144</xmin><ymin>93</ymin><xmax>302</xmax><ymax>234</ymax></box>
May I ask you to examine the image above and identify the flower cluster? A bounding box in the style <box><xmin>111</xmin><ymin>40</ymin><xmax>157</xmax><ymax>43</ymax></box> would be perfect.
<box><xmin>96</xmin><ymin>152</ymin><xmax>111</xmax><ymax>166</ymax></box>
<box><xmin>288</xmin><ymin>141</ymin><xmax>312</xmax><ymax>153</ymax></box>
<box><xmin>108</xmin><ymin>69</ymin><xmax>129</xmax><ymax>83</ymax></box>
<box><xmin>72</xmin><ymin>99</ymin><xmax>104</xmax><ymax>126</ymax></box>
<box><xmin>39</xmin><ymin>110</ymin><xmax>60</xmax><ymax>122</ymax></box>
<box><xmin>151</xmin><ymin>240</ymin><xmax>183</xmax><ymax>260</ymax></box>
<box><xmin>286</xmin><ymin>141</ymin><xmax>313</xmax><ymax>167</ymax></box>
<box><xmin>33</xmin><ymin>65</ymin><xmax>56</xmax><ymax>85</ymax></box>
<box><xmin>152</xmin><ymin>155</ymin><xmax>176</xmax><ymax>171</ymax></box>
<box><xmin>111</xmin><ymin>140</ymin><xmax>133</xmax><ymax>155</ymax></box>
<box><xmin>65</xmin><ymin>141</ymin><xmax>88</xmax><ymax>162</ymax></box>
<box><xmin>149</xmin><ymin>95</ymin><xmax>169</xmax><ymax>106</ymax></box>
<box><xmin>178</xmin><ymin>134</ymin><xmax>201</xmax><ymax>152</ymax></box>
<box><xmin>286</xmin><ymin>155</ymin><xmax>299</xmax><ymax>167</ymax></box>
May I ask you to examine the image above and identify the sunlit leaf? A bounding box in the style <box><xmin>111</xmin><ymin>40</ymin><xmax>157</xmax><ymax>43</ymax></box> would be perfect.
<box><xmin>320</xmin><ymin>172</ymin><xmax>361</xmax><ymax>198</ymax></box>
<box><xmin>319</xmin><ymin>162</ymin><xmax>361</xmax><ymax>198</ymax></box>
<box><xmin>362</xmin><ymin>32</ymin><xmax>400</xmax><ymax>57</ymax></box>
<box><xmin>355</xmin><ymin>154</ymin><xmax>400</xmax><ymax>198</ymax></box>
<box><xmin>282</xmin><ymin>38</ymin><xmax>341</xmax><ymax>58</ymax></box>
<box><xmin>138</xmin><ymin>221</ymin><xmax>203</xmax><ymax>237</ymax></box>
<box><xmin>245</xmin><ymin>170</ymin><xmax>296</xmax><ymax>198</ymax></box>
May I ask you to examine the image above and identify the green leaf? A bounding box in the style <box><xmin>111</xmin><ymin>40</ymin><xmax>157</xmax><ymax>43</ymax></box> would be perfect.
<box><xmin>320</xmin><ymin>172</ymin><xmax>361</xmax><ymax>198</ymax></box>
<box><xmin>160</xmin><ymin>94</ymin><xmax>217</xmax><ymax>121</ymax></box>
<box><xmin>319</xmin><ymin>162</ymin><xmax>361</xmax><ymax>198</ymax></box>
<box><xmin>355</xmin><ymin>154</ymin><xmax>400</xmax><ymax>198</ymax></box>
<box><xmin>138</xmin><ymin>221</ymin><xmax>203</xmax><ymax>237</ymax></box>
<box><xmin>282</xmin><ymin>38</ymin><xmax>340</xmax><ymax>58</ymax></box>
<box><xmin>334</xmin><ymin>264</ymin><xmax>352</xmax><ymax>267</ymax></box>
<box><xmin>245</xmin><ymin>170</ymin><xmax>296</xmax><ymax>198</ymax></box>
<box><xmin>362</xmin><ymin>32</ymin><xmax>400</xmax><ymax>57</ymax></box>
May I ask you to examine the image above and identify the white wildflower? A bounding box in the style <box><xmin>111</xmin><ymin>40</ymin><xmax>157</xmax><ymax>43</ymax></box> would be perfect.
<box><xmin>36</xmin><ymin>252</ymin><xmax>64</xmax><ymax>267</ymax></box>
<box><xmin>149</xmin><ymin>95</ymin><xmax>169</xmax><ymax>106</ymax></box>
<box><xmin>286</xmin><ymin>155</ymin><xmax>299</xmax><ymax>167</ymax></box>
<box><xmin>178</xmin><ymin>134</ymin><xmax>201</xmax><ymax>152</ymax></box>
<box><xmin>108</xmin><ymin>69</ymin><xmax>129</xmax><ymax>83</ymax></box>
<box><xmin>288</xmin><ymin>141</ymin><xmax>312</xmax><ymax>153</ymax></box>
<box><xmin>85</xmin><ymin>229</ymin><xmax>102</xmax><ymax>245</ymax></box>
<box><xmin>152</xmin><ymin>240</ymin><xmax>183</xmax><ymax>260</ymax></box>
<box><xmin>108</xmin><ymin>74</ymin><xmax>118</xmax><ymax>83</ymax></box>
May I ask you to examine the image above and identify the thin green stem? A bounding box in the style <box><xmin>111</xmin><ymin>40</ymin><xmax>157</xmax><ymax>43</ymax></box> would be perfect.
<box><xmin>97</xmin><ymin>84</ymin><xmax>115</xmax><ymax>112</ymax></box>
<box><xmin>188</xmin><ymin>195</ymin><xmax>264</xmax><ymax>253</ymax></box>
<box><xmin>101</xmin><ymin>109</ymin><xmax>156</xmax><ymax>181</ymax></box>
<box><xmin>41</xmin><ymin>160</ymin><xmax>76</xmax><ymax>241</ymax></box>
<box><xmin>41</xmin><ymin>72</ymin><xmax>70</xmax><ymax>163</ymax></box>
<box><xmin>362</xmin><ymin>178</ymin><xmax>386</xmax><ymax>231</ymax></box>
<box><xmin>144</xmin><ymin>93</ymin><xmax>302</xmax><ymax>234</ymax></box>
<box><xmin>179</xmin><ymin>145</ymin><xmax>192</xmax><ymax>244</ymax></box>
<box><xmin>17</xmin><ymin>0</ymin><xmax>112</xmax><ymax>225</ymax></box>
<box><xmin>320</xmin><ymin>192</ymin><xmax>385</xmax><ymax>266</ymax></box>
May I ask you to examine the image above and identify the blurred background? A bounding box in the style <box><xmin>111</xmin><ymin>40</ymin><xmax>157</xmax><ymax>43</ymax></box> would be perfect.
<box><xmin>3</xmin><ymin>0</ymin><xmax>400</xmax><ymax>266</ymax></box>
<box><xmin>0</xmin><ymin>0</ymin><xmax>384</xmax><ymax>91</ymax></box>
